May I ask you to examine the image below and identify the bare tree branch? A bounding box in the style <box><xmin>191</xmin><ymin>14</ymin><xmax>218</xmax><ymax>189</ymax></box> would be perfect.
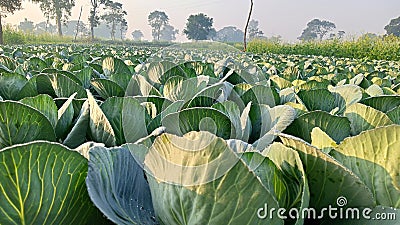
<box><xmin>74</xmin><ymin>6</ymin><xmax>83</xmax><ymax>41</ymax></box>
<box><xmin>243</xmin><ymin>0</ymin><xmax>254</xmax><ymax>52</ymax></box>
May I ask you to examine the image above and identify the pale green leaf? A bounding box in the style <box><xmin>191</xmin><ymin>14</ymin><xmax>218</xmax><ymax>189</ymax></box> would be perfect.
<box><xmin>87</xmin><ymin>90</ymin><xmax>116</xmax><ymax>147</ymax></box>
<box><xmin>280</xmin><ymin>134</ymin><xmax>375</xmax><ymax>210</ymax></box>
<box><xmin>144</xmin><ymin>132</ymin><xmax>283</xmax><ymax>225</ymax></box>
<box><xmin>332</xmin><ymin>125</ymin><xmax>400</xmax><ymax>208</ymax></box>
<box><xmin>344</xmin><ymin>103</ymin><xmax>393</xmax><ymax>135</ymax></box>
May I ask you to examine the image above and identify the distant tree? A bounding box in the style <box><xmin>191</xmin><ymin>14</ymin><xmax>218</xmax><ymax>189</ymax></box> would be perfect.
<box><xmin>32</xmin><ymin>0</ymin><xmax>76</xmax><ymax>36</ymax></box>
<box><xmin>35</xmin><ymin>21</ymin><xmax>57</xmax><ymax>34</ymax></box>
<box><xmin>119</xmin><ymin>18</ymin><xmax>127</xmax><ymax>41</ymax></box>
<box><xmin>384</xmin><ymin>16</ymin><xmax>400</xmax><ymax>37</ymax></box>
<box><xmin>19</xmin><ymin>18</ymin><xmax>34</xmax><ymax>32</ymax></box>
<box><xmin>298</xmin><ymin>19</ymin><xmax>336</xmax><ymax>41</ymax></box>
<box><xmin>183</xmin><ymin>13</ymin><xmax>214</xmax><ymax>40</ymax></box>
<box><xmin>269</xmin><ymin>35</ymin><xmax>282</xmax><ymax>43</ymax></box>
<box><xmin>360</xmin><ymin>33</ymin><xmax>379</xmax><ymax>39</ymax></box>
<box><xmin>101</xmin><ymin>0</ymin><xmax>127</xmax><ymax>40</ymax></box>
<box><xmin>0</xmin><ymin>0</ymin><xmax>22</xmax><ymax>44</ymax></box>
<box><xmin>148</xmin><ymin>11</ymin><xmax>169</xmax><ymax>41</ymax></box>
<box><xmin>92</xmin><ymin>23</ymin><xmax>110</xmax><ymax>39</ymax></box>
<box><xmin>337</xmin><ymin>30</ymin><xmax>345</xmax><ymax>39</ymax></box>
<box><xmin>207</xmin><ymin>28</ymin><xmax>217</xmax><ymax>40</ymax></box>
<box><xmin>298</xmin><ymin>26</ymin><xmax>318</xmax><ymax>41</ymax></box>
<box><xmin>131</xmin><ymin>30</ymin><xmax>143</xmax><ymax>41</ymax></box>
<box><xmin>160</xmin><ymin>24</ymin><xmax>178</xmax><ymax>41</ymax></box>
<box><xmin>35</xmin><ymin>16</ymin><xmax>57</xmax><ymax>34</ymax></box>
<box><xmin>215</xmin><ymin>26</ymin><xmax>244</xmax><ymax>43</ymax></box>
<box><xmin>329</xmin><ymin>30</ymin><xmax>345</xmax><ymax>40</ymax></box>
<box><xmin>88</xmin><ymin>0</ymin><xmax>106</xmax><ymax>40</ymax></box>
<box><xmin>62</xmin><ymin>20</ymin><xmax>88</xmax><ymax>37</ymax></box>
<box><xmin>248</xmin><ymin>19</ymin><xmax>263</xmax><ymax>39</ymax></box>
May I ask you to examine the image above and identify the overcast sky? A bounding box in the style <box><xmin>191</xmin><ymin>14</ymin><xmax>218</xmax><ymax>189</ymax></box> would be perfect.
<box><xmin>4</xmin><ymin>0</ymin><xmax>400</xmax><ymax>41</ymax></box>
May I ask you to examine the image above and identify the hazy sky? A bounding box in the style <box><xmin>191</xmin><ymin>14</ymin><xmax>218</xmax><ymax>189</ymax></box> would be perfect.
<box><xmin>4</xmin><ymin>0</ymin><xmax>400</xmax><ymax>41</ymax></box>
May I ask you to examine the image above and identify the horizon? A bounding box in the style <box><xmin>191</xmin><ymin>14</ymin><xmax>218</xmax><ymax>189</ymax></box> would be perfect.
<box><xmin>3</xmin><ymin>0</ymin><xmax>400</xmax><ymax>42</ymax></box>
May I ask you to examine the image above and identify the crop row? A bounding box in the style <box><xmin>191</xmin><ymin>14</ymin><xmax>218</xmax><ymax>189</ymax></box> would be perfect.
<box><xmin>0</xmin><ymin>44</ymin><xmax>399</xmax><ymax>224</ymax></box>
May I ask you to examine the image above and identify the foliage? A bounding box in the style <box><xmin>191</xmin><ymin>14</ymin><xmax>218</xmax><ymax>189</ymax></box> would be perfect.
<box><xmin>1</xmin><ymin>26</ymin><xmax>174</xmax><ymax>45</ymax></box>
<box><xmin>101</xmin><ymin>1</ymin><xmax>127</xmax><ymax>41</ymax></box>
<box><xmin>31</xmin><ymin>0</ymin><xmax>76</xmax><ymax>36</ymax></box>
<box><xmin>0</xmin><ymin>0</ymin><xmax>21</xmax><ymax>13</ymax></box>
<box><xmin>298</xmin><ymin>18</ymin><xmax>336</xmax><ymax>41</ymax></box>
<box><xmin>148</xmin><ymin>11</ymin><xmax>169</xmax><ymax>41</ymax></box>
<box><xmin>3</xmin><ymin>25</ymin><xmax>26</xmax><ymax>44</ymax></box>
<box><xmin>183</xmin><ymin>13</ymin><xmax>215</xmax><ymax>40</ymax></box>
<box><xmin>2</xmin><ymin>25</ymin><xmax>79</xmax><ymax>44</ymax></box>
<box><xmin>384</xmin><ymin>16</ymin><xmax>400</xmax><ymax>37</ymax></box>
<box><xmin>0</xmin><ymin>0</ymin><xmax>22</xmax><ymax>44</ymax></box>
<box><xmin>248</xmin><ymin>34</ymin><xmax>400</xmax><ymax>61</ymax></box>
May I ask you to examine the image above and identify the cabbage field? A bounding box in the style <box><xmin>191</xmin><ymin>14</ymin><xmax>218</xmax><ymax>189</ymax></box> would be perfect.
<box><xmin>0</xmin><ymin>44</ymin><xmax>399</xmax><ymax>225</ymax></box>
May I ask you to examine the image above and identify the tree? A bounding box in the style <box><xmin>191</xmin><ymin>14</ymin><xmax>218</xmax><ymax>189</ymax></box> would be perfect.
<box><xmin>248</xmin><ymin>19</ymin><xmax>263</xmax><ymax>39</ymax></box>
<box><xmin>384</xmin><ymin>16</ymin><xmax>400</xmax><ymax>37</ymax></box>
<box><xmin>88</xmin><ymin>0</ymin><xmax>106</xmax><ymax>40</ymax></box>
<box><xmin>160</xmin><ymin>24</ymin><xmax>178</xmax><ymax>41</ymax></box>
<box><xmin>32</xmin><ymin>0</ymin><xmax>76</xmax><ymax>36</ymax></box>
<box><xmin>215</xmin><ymin>26</ymin><xmax>244</xmax><ymax>43</ymax></box>
<box><xmin>19</xmin><ymin>18</ymin><xmax>34</xmax><ymax>32</ymax></box>
<box><xmin>148</xmin><ymin>11</ymin><xmax>169</xmax><ymax>41</ymax></box>
<box><xmin>101</xmin><ymin>0</ymin><xmax>127</xmax><ymax>41</ymax></box>
<box><xmin>119</xmin><ymin>18</ymin><xmax>127</xmax><ymax>41</ymax></box>
<box><xmin>131</xmin><ymin>30</ymin><xmax>143</xmax><ymax>41</ymax></box>
<box><xmin>183</xmin><ymin>13</ymin><xmax>214</xmax><ymax>41</ymax></box>
<box><xmin>243</xmin><ymin>0</ymin><xmax>253</xmax><ymax>51</ymax></box>
<box><xmin>0</xmin><ymin>0</ymin><xmax>22</xmax><ymax>44</ymax></box>
<box><xmin>298</xmin><ymin>19</ymin><xmax>336</xmax><ymax>41</ymax></box>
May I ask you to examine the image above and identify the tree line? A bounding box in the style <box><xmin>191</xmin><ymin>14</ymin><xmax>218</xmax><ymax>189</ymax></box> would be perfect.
<box><xmin>298</xmin><ymin>17</ymin><xmax>400</xmax><ymax>41</ymax></box>
<box><xmin>0</xmin><ymin>0</ymin><xmax>266</xmax><ymax>44</ymax></box>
